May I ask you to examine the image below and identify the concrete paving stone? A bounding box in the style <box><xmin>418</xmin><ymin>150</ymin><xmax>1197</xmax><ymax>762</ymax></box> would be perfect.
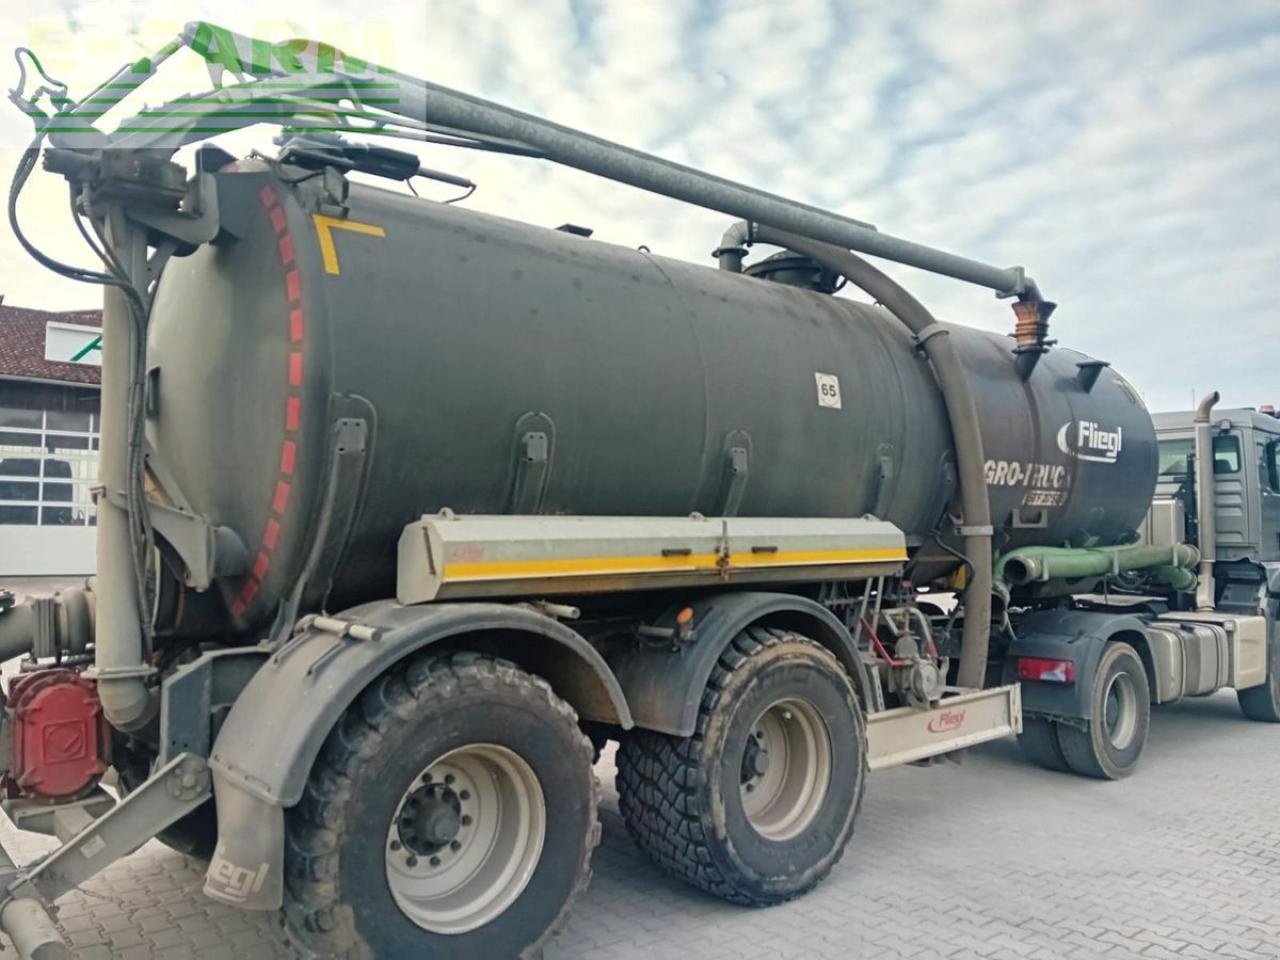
<box><xmin>0</xmin><ymin>690</ymin><xmax>1275</xmax><ymax>958</ymax></box>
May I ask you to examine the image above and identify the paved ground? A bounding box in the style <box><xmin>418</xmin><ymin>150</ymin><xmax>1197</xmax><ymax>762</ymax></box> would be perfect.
<box><xmin>1</xmin><ymin>579</ymin><xmax>1278</xmax><ymax>959</ymax></box>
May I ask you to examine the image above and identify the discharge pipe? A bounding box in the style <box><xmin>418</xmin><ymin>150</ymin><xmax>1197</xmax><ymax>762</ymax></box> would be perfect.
<box><xmin>1194</xmin><ymin>390</ymin><xmax>1220</xmax><ymax>611</ymax></box>
<box><xmin>996</xmin><ymin>543</ymin><xmax>1200</xmax><ymax>587</ymax></box>
<box><xmin>721</xmin><ymin>222</ymin><xmax>995</xmax><ymax>690</ymax></box>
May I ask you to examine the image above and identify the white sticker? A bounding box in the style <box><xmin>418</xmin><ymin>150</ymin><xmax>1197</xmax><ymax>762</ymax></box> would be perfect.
<box><xmin>815</xmin><ymin>372</ymin><xmax>842</xmax><ymax>409</ymax></box>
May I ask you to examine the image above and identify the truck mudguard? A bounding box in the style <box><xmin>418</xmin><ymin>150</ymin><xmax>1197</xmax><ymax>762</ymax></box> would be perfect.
<box><xmin>1004</xmin><ymin>608</ymin><xmax>1153</xmax><ymax>721</ymax></box>
<box><xmin>211</xmin><ymin>600</ymin><xmax>632</xmax><ymax>807</ymax></box>
<box><xmin>605</xmin><ymin>591</ymin><xmax>876</xmax><ymax>737</ymax></box>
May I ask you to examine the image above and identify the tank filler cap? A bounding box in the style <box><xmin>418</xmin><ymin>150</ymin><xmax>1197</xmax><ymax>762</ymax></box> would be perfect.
<box><xmin>743</xmin><ymin>250</ymin><xmax>841</xmax><ymax>294</ymax></box>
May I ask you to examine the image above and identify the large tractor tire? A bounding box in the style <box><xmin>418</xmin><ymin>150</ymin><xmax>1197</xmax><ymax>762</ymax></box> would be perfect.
<box><xmin>1056</xmin><ymin>642</ymin><xmax>1151</xmax><ymax>780</ymax></box>
<box><xmin>284</xmin><ymin>652</ymin><xmax>598</xmax><ymax>960</ymax></box>
<box><xmin>1238</xmin><ymin>639</ymin><xmax>1280</xmax><ymax>723</ymax></box>
<box><xmin>616</xmin><ymin>627</ymin><xmax>865</xmax><ymax>906</ymax></box>
<box><xmin>1018</xmin><ymin>717</ymin><xmax>1070</xmax><ymax>773</ymax></box>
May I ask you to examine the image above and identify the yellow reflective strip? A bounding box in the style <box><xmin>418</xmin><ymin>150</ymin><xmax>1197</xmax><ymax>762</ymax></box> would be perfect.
<box><xmin>444</xmin><ymin>547</ymin><xmax>906</xmax><ymax>582</ymax></box>
<box><xmin>732</xmin><ymin>547</ymin><xmax>907</xmax><ymax>567</ymax></box>
<box><xmin>312</xmin><ymin>214</ymin><xmax>387</xmax><ymax>275</ymax></box>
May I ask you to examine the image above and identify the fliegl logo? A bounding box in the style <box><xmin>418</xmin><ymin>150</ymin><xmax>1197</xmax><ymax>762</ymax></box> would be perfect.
<box><xmin>1056</xmin><ymin>420</ymin><xmax>1123</xmax><ymax>465</ymax></box>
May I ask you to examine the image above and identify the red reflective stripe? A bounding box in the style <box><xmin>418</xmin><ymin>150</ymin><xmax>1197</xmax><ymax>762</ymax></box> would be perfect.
<box><xmin>239</xmin><ymin>182</ymin><xmax>308</xmax><ymax>618</ymax></box>
<box><xmin>273</xmin><ymin>481</ymin><xmax>291</xmax><ymax>514</ymax></box>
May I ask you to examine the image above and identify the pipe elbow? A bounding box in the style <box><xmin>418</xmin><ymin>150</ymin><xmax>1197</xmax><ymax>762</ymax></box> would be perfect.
<box><xmin>1194</xmin><ymin>390</ymin><xmax>1220</xmax><ymax>423</ymax></box>
<box><xmin>96</xmin><ymin>674</ymin><xmax>158</xmax><ymax>731</ymax></box>
<box><xmin>712</xmin><ymin>220</ymin><xmax>753</xmax><ymax>272</ymax></box>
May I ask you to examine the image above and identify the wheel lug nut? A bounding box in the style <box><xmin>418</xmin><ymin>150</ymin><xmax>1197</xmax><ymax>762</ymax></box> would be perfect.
<box><xmin>450</xmin><ymin>840</ymin><xmax>461</xmax><ymax>851</ymax></box>
<box><xmin>745</xmin><ymin>783</ymin><xmax>755</xmax><ymax>792</ymax></box>
<box><xmin>459</xmin><ymin>790</ymin><xmax>470</xmax><ymax>801</ymax></box>
<box><xmin>389</xmin><ymin>840</ymin><xmax>401</xmax><ymax>851</ymax></box>
<box><xmin>422</xmin><ymin>772</ymin><xmax>432</xmax><ymax>784</ymax></box>
<box><xmin>406</xmin><ymin>855</ymin><xmax>418</xmax><ymax>867</ymax></box>
<box><xmin>444</xmin><ymin>773</ymin><xmax>455</xmax><ymax>785</ymax></box>
<box><xmin>429</xmin><ymin>856</ymin><xmax>441</xmax><ymax>867</ymax></box>
<box><xmin>461</xmin><ymin>815</ymin><xmax>472</xmax><ymax>826</ymax></box>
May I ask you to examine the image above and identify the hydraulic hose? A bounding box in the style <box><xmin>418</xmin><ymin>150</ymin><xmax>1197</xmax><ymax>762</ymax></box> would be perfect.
<box><xmin>725</xmin><ymin>222</ymin><xmax>995</xmax><ymax>690</ymax></box>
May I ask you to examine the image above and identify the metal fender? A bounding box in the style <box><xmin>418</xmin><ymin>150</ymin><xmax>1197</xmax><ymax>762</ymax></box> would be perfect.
<box><xmin>1004</xmin><ymin>607</ymin><xmax>1153</xmax><ymax>721</ymax></box>
<box><xmin>606</xmin><ymin>590</ymin><xmax>876</xmax><ymax>737</ymax></box>
<box><xmin>202</xmin><ymin>600</ymin><xmax>632</xmax><ymax>910</ymax></box>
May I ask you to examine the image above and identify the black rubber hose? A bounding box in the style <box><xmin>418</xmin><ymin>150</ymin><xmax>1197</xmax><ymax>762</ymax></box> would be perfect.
<box><xmin>745</xmin><ymin>224</ymin><xmax>994</xmax><ymax>689</ymax></box>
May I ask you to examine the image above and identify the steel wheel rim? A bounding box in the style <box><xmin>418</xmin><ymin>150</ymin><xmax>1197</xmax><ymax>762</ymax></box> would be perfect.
<box><xmin>1103</xmin><ymin>672</ymin><xmax>1139</xmax><ymax>750</ymax></box>
<box><xmin>740</xmin><ymin>698</ymin><xmax>832</xmax><ymax>841</ymax></box>
<box><xmin>385</xmin><ymin>744</ymin><xmax>545</xmax><ymax>934</ymax></box>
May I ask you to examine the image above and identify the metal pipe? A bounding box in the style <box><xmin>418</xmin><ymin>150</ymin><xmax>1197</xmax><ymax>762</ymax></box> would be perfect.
<box><xmin>384</xmin><ymin>77</ymin><xmax>1037</xmax><ymax>299</ymax></box>
<box><xmin>739</xmin><ymin>223</ymin><xmax>995</xmax><ymax>690</ymax></box>
<box><xmin>0</xmin><ymin>605</ymin><xmax>36</xmax><ymax>662</ymax></box>
<box><xmin>997</xmin><ymin>543</ymin><xmax>1200</xmax><ymax>587</ymax></box>
<box><xmin>0</xmin><ymin>847</ymin><xmax>71</xmax><ymax>960</ymax></box>
<box><xmin>164</xmin><ymin>24</ymin><xmax>1038</xmax><ymax>299</ymax></box>
<box><xmin>89</xmin><ymin>209</ymin><xmax>155</xmax><ymax>730</ymax></box>
<box><xmin>1194</xmin><ymin>390</ymin><xmax>1220</xmax><ymax>611</ymax></box>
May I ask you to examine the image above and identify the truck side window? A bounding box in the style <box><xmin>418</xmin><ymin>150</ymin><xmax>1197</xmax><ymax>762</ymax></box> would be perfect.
<box><xmin>1265</xmin><ymin>440</ymin><xmax>1280</xmax><ymax>492</ymax></box>
<box><xmin>1212</xmin><ymin>435</ymin><xmax>1241</xmax><ymax>474</ymax></box>
<box><xmin>1157</xmin><ymin>439</ymin><xmax>1194</xmax><ymax>475</ymax></box>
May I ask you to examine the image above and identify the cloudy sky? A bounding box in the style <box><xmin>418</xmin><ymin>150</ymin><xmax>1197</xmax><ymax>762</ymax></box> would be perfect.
<box><xmin>2</xmin><ymin>1</ymin><xmax>1277</xmax><ymax>413</ymax></box>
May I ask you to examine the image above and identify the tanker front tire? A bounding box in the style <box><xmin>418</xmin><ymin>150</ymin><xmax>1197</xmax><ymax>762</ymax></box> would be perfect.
<box><xmin>616</xmin><ymin>627</ymin><xmax>866</xmax><ymax>906</ymax></box>
<box><xmin>1055</xmin><ymin>642</ymin><xmax>1151</xmax><ymax>780</ymax></box>
<box><xmin>1237</xmin><ymin>638</ymin><xmax>1280</xmax><ymax>723</ymax></box>
<box><xmin>283</xmin><ymin>652</ymin><xmax>599</xmax><ymax>960</ymax></box>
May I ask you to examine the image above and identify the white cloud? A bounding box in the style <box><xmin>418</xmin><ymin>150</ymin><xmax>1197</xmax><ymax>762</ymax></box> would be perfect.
<box><xmin>0</xmin><ymin>0</ymin><xmax>1276</xmax><ymax>413</ymax></box>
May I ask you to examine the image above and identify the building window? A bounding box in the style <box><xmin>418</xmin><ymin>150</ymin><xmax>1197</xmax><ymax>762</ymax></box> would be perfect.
<box><xmin>0</xmin><ymin>406</ymin><xmax>99</xmax><ymax>526</ymax></box>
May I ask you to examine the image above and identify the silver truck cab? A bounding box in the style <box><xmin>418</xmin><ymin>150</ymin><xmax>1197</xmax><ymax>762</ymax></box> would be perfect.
<box><xmin>1151</xmin><ymin>407</ymin><xmax>1280</xmax><ymax>571</ymax></box>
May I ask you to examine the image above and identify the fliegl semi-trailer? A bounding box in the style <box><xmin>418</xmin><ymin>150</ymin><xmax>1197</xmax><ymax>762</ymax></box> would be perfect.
<box><xmin>0</xmin><ymin>22</ymin><xmax>1274</xmax><ymax>959</ymax></box>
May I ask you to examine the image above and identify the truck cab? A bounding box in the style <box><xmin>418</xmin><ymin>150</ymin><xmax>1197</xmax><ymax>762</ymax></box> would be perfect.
<box><xmin>1006</xmin><ymin>403</ymin><xmax>1280</xmax><ymax>781</ymax></box>
<box><xmin>1151</xmin><ymin>407</ymin><xmax>1280</xmax><ymax>573</ymax></box>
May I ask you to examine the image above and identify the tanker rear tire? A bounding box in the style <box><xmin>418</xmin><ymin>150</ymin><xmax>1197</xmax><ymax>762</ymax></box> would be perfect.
<box><xmin>1018</xmin><ymin>717</ymin><xmax>1070</xmax><ymax>773</ymax></box>
<box><xmin>1056</xmin><ymin>643</ymin><xmax>1150</xmax><ymax>780</ymax></box>
<box><xmin>1238</xmin><ymin>642</ymin><xmax>1280</xmax><ymax>723</ymax></box>
<box><xmin>283</xmin><ymin>652</ymin><xmax>598</xmax><ymax>960</ymax></box>
<box><xmin>616</xmin><ymin>628</ymin><xmax>866</xmax><ymax>906</ymax></box>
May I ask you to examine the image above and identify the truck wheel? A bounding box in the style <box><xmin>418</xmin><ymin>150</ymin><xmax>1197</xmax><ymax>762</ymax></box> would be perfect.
<box><xmin>616</xmin><ymin>628</ymin><xmax>865</xmax><ymax>906</ymax></box>
<box><xmin>1018</xmin><ymin>717</ymin><xmax>1070</xmax><ymax>773</ymax></box>
<box><xmin>1056</xmin><ymin>642</ymin><xmax>1150</xmax><ymax>780</ymax></box>
<box><xmin>284</xmin><ymin>652</ymin><xmax>598</xmax><ymax>960</ymax></box>
<box><xmin>1238</xmin><ymin>642</ymin><xmax>1280</xmax><ymax>723</ymax></box>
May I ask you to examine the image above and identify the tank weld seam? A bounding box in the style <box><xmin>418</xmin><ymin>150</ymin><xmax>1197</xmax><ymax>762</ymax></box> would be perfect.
<box><xmin>231</xmin><ymin>183</ymin><xmax>305</xmax><ymax>622</ymax></box>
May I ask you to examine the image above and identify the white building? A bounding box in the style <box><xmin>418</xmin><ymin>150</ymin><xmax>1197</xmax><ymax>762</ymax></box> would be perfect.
<box><xmin>0</xmin><ymin>302</ymin><xmax>102</xmax><ymax>576</ymax></box>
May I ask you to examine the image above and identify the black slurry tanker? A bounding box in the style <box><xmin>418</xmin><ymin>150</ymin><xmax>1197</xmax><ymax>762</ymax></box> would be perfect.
<box><xmin>0</xmin><ymin>22</ymin><xmax>1275</xmax><ymax>959</ymax></box>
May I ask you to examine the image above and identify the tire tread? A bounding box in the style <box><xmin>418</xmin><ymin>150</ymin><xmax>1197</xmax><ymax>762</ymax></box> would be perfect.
<box><xmin>615</xmin><ymin>628</ymin><xmax>866</xmax><ymax>907</ymax></box>
<box><xmin>284</xmin><ymin>652</ymin><xmax>599</xmax><ymax>960</ymax></box>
